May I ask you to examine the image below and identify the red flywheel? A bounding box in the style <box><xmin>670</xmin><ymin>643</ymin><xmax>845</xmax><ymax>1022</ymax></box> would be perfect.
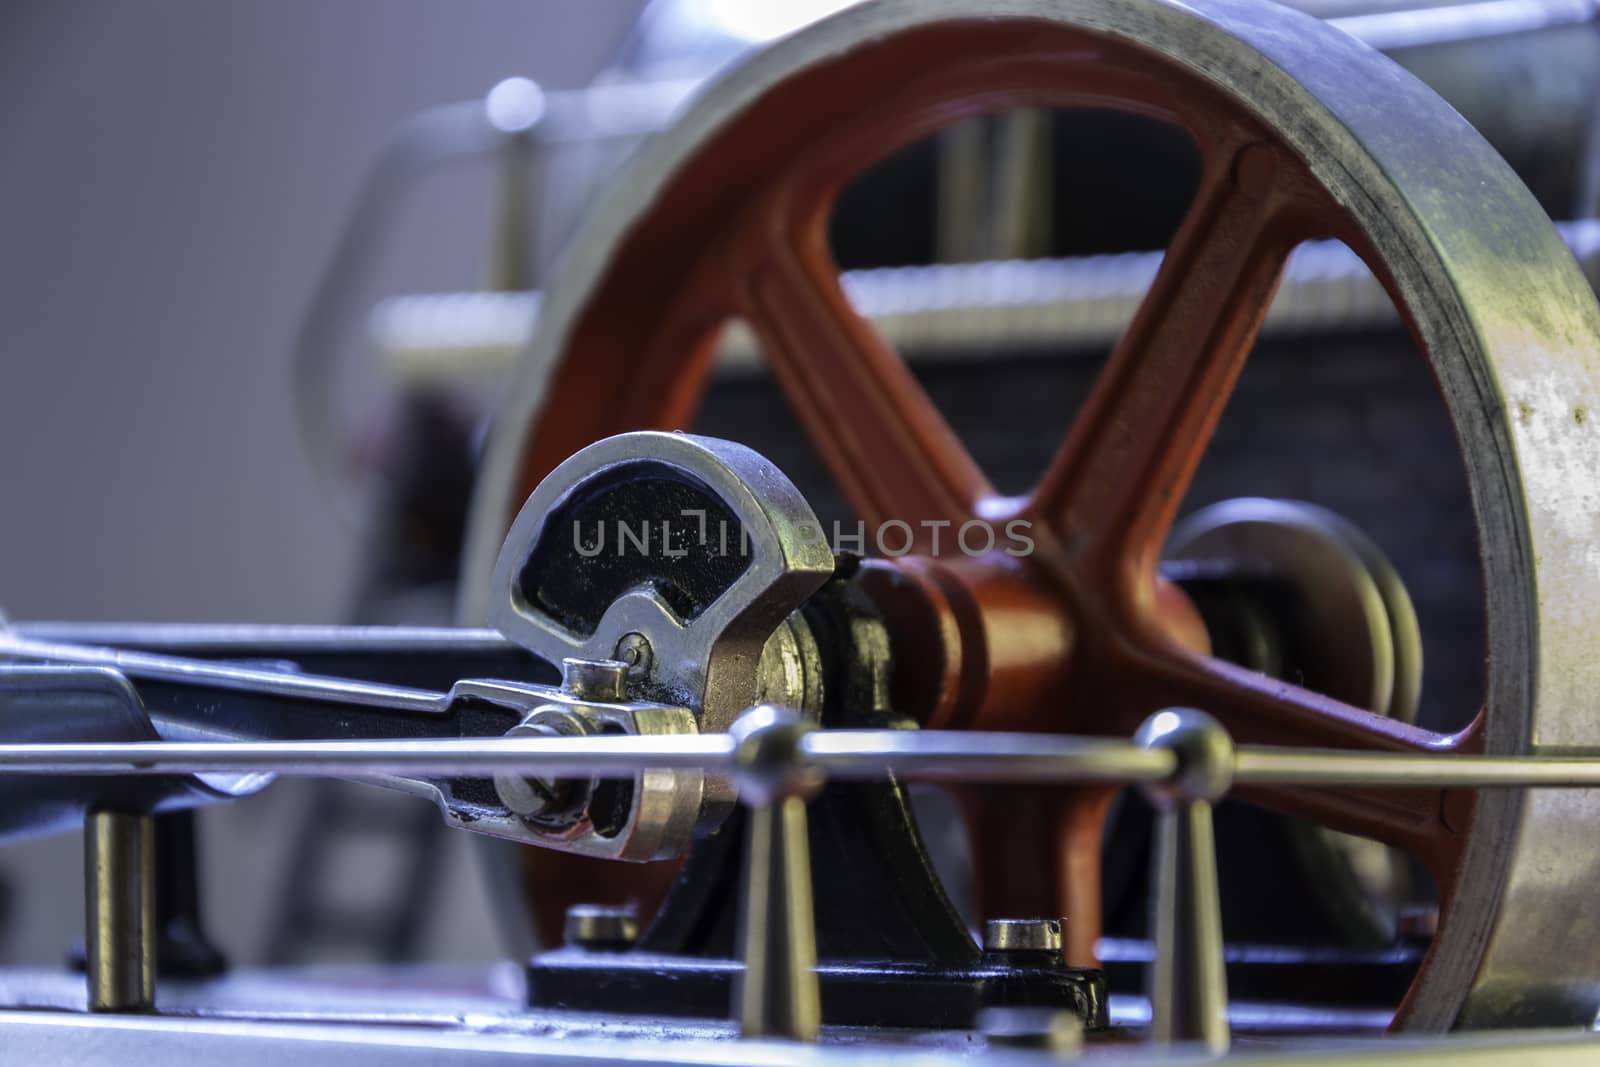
<box><xmin>463</xmin><ymin>0</ymin><xmax>1600</xmax><ymax>1031</ymax></box>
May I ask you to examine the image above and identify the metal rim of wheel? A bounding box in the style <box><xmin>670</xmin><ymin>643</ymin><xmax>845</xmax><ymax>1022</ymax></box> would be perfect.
<box><xmin>462</xmin><ymin>0</ymin><xmax>1600</xmax><ymax>1031</ymax></box>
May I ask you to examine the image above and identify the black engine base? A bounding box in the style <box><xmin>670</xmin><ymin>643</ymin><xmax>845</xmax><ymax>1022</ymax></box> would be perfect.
<box><xmin>528</xmin><ymin>949</ymin><xmax>1107</xmax><ymax>1030</ymax></box>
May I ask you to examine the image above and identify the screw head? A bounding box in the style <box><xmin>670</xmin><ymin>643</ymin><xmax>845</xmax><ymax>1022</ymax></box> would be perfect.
<box><xmin>613</xmin><ymin>632</ymin><xmax>653</xmax><ymax>681</ymax></box>
<box><xmin>1135</xmin><ymin>708</ymin><xmax>1235</xmax><ymax>807</ymax></box>
<box><xmin>561</xmin><ymin>657</ymin><xmax>628</xmax><ymax>702</ymax></box>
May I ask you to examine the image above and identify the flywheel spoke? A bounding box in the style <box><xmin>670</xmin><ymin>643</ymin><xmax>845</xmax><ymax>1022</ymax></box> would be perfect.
<box><xmin>733</xmin><ymin>191</ymin><xmax>993</xmax><ymax>537</ymax></box>
<box><xmin>1121</xmin><ymin>643</ymin><xmax>1467</xmax><ymax>882</ymax></box>
<box><xmin>1028</xmin><ymin>142</ymin><xmax>1300</xmax><ymax>576</ymax></box>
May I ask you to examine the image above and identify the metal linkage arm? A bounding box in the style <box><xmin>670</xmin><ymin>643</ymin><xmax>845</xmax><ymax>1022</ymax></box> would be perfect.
<box><xmin>0</xmin><ymin>625</ymin><xmax>698</xmax><ymax>861</ymax></box>
<box><xmin>0</xmin><ymin>625</ymin><xmax>548</xmax><ymax>737</ymax></box>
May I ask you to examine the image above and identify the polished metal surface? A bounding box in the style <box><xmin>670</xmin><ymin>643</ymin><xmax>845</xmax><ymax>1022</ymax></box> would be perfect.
<box><xmin>84</xmin><ymin>811</ymin><xmax>155</xmax><ymax>1014</ymax></box>
<box><xmin>0</xmin><ymin>728</ymin><xmax>1164</xmax><ymax>783</ymax></box>
<box><xmin>489</xmin><ymin>431</ymin><xmax>835</xmax><ymax>838</ymax></box>
<box><xmin>5</xmin><ymin>722</ymin><xmax>1600</xmax><ymax>787</ymax></box>
<box><xmin>1145</xmin><ymin>802</ymin><xmax>1229</xmax><ymax>1054</ymax></box>
<box><xmin>983</xmin><ymin>919</ymin><xmax>1064</xmax><ymax>955</ymax></box>
<box><xmin>730</xmin><ymin>708</ymin><xmax>823</xmax><ymax>1042</ymax></box>
<box><xmin>8</xmin><ymin>622</ymin><xmax>513</xmax><ymax>656</ymax></box>
<box><xmin>561</xmin><ymin>658</ymin><xmax>629</xmax><ymax>703</ymax></box>
<box><xmin>753</xmin><ymin>613</ymin><xmax>826</xmax><ymax>724</ymax></box>
<box><xmin>490</xmin><ymin>432</ymin><xmax>836</xmax><ymax>738</ymax></box>
<box><xmin>562</xmin><ymin>904</ymin><xmax>640</xmax><ymax>951</ymax></box>
<box><xmin>734</xmin><ymin>794</ymin><xmax>820</xmax><ymax>1041</ymax></box>
<box><xmin>492</xmin><ymin>711</ymin><xmax>580</xmax><ymax>820</ymax></box>
<box><xmin>1232</xmin><ymin>750</ymin><xmax>1600</xmax><ymax>788</ymax></box>
<box><xmin>1138</xmin><ymin>711</ymin><xmax>1234</xmax><ymax>1054</ymax></box>
<box><xmin>797</xmin><ymin>729</ymin><xmax>1182</xmax><ymax>784</ymax></box>
<box><xmin>0</xmin><ymin>734</ymin><xmax>734</xmax><ymax>778</ymax></box>
<box><xmin>494</xmin><ymin>658</ymin><xmax>653</xmax><ymax>836</ymax></box>
<box><xmin>462</xmin><ymin>0</ymin><xmax>1600</xmax><ymax>1030</ymax></box>
<box><xmin>481</xmin><ymin>682</ymin><xmax>708</xmax><ymax>861</ymax></box>
<box><xmin>0</xmin><ymin>986</ymin><xmax>1595</xmax><ymax>1065</ymax></box>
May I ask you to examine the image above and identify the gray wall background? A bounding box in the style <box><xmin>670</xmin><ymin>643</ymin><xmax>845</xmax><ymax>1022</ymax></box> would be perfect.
<box><xmin>0</xmin><ymin>0</ymin><xmax>640</xmax><ymax>624</ymax></box>
<box><xmin>0</xmin><ymin>0</ymin><xmax>642</xmax><ymax>965</ymax></box>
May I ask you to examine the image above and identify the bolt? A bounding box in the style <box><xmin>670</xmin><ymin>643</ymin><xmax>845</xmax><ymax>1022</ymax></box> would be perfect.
<box><xmin>493</xmin><ymin>722</ymin><xmax>568</xmax><ymax>819</ymax></box>
<box><xmin>493</xmin><ymin>705</ymin><xmax>589</xmax><ymax>823</ymax></box>
<box><xmin>977</xmin><ymin>1006</ymin><xmax>1084</xmax><ymax>1054</ymax></box>
<box><xmin>983</xmin><ymin>917</ymin><xmax>1064</xmax><ymax>955</ymax></box>
<box><xmin>564</xmin><ymin>903</ymin><xmax>639</xmax><ymax>951</ymax></box>
<box><xmin>560</xmin><ymin>657</ymin><xmax>628</xmax><ymax>702</ymax></box>
<box><xmin>613</xmin><ymin>633</ymin><xmax>653</xmax><ymax>681</ymax></box>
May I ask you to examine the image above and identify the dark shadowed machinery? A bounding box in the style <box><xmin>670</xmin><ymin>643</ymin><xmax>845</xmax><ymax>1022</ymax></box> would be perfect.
<box><xmin>5</xmin><ymin>0</ymin><xmax>1600</xmax><ymax>1063</ymax></box>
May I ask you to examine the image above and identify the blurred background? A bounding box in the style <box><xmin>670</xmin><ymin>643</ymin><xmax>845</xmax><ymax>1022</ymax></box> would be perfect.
<box><xmin>0</xmin><ymin>0</ymin><xmax>1598</xmax><ymax>975</ymax></box>
<box><xmin>0</xmin><ymin>0</ymin><xmax>643</xmax><ymax>626</ymax></box>
<box><xmin>0</xmin><ymin>0</ymin><xmax>643</xmax><ymax>967</ymax></box>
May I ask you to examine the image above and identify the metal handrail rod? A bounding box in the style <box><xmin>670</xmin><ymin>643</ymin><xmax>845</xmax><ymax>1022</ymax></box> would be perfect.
<box><xmin>0</xmin><ymin>729</ymin><xmax>1598</xmax><ymax>790</ymax></box>
<box><xmin>0</xmin><ymin>735</ymin><xmax>738</xmax><ymax>780</ymax></box>
<box><xmin>1232</xmin><ymin>748</ymin><xmax>1600</xmax><ymax>788</ymax></box>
